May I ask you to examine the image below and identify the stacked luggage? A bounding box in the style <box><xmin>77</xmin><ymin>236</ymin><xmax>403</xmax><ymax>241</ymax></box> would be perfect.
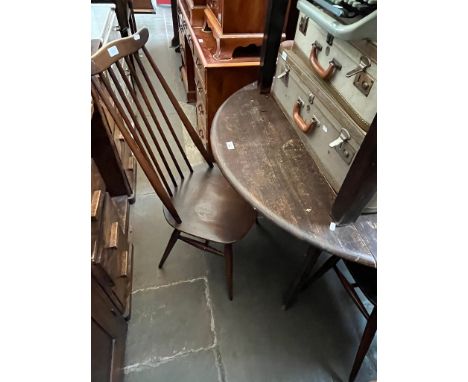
<box><xmin>271</xmin><ymin>0</ymin><xmax>377</xmax><ymax>212</ymax></box>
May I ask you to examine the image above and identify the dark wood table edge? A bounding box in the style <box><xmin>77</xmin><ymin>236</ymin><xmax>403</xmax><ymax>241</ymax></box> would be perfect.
<box><xmin>210</xmin><ymin>83</ymin><xmax>376</xmax><ymax>269</ymax></box>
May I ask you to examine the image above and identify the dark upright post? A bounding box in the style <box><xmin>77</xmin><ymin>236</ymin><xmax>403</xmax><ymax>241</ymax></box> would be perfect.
<box><xmin>258</xmin><ymin>0</ymin><xmax>291</xmax><ymax>93</ymax></box>
<box><xmin>128</xmin><ymin>0</ymin><xmax>137</xmax><ymax>34</ymax></box>
<box><xmin>331</xmin><ymin>116</ymin><xmax>377</xmax><ymax>225</ymax></box>
<box><xmin>170</xmin><ymin>0</ymin><xmax>180</xmax><ymax>48</ymax></box>
<box><xmin>284</xmin><ymin>0</ymin><xmax>299</xmax><ymax>40</ymax></box>
<box><xmin>111</xmin><ymin>0</ymin><xmax>130</xmax><ymax>37</ymax></box>
<box><xmin>91</xmin><ymin>0</ymin><xmax>130</xmax><ymax>37</ymax></box>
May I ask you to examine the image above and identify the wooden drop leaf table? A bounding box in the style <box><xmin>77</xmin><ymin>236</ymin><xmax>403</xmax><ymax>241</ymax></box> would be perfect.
<box><xmin>210</xmin><ymin>83</ymin><xmax>377</xmax><ymax>307</ymax></box>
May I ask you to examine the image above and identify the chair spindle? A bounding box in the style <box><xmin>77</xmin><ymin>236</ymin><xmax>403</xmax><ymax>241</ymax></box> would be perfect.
<box><xmin>141</xmin><ymin>45</ymin><xmax>214</xmax><ymax>167</ymax></box>
<box><xmin>91</xmin><ymin>78</ymin><xmax>181</xmax><ymax>223</ymax></box>
<box><xmin>131</xmin><ymin>53</ymin><xmax>193</xmax><ymax>175</ymax></box>
<box><xmin>109</xmin><ymin>63</ymin><xmax>179</xmax><ymax>191</ymax></box>
<box><xmin>98</xmin><ymin>71</ymin><xmax>175</xmax><ymax>196</ymax></box>
<box><xmin>122</xmin><ymin>56</ymin><xmax>185</xmax><ymax>183</ymax></box>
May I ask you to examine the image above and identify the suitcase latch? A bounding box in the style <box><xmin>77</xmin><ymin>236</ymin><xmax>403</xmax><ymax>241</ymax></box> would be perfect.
<box><xmin>329</xmin><ymin>129</ymin><xmax>355</xmax><ymax>164</ymax></box>
<box><xmin>346</xmin><ymin>56</ymin><xmax>371</xmax><ymax>78</ymax></box>
<box><xmin>299</xmin><ymin>16</ymin><xmax>309</xmax><ymax>35</ymax></box>
<box><xmin>277</xmin><ymin>64</ymin><xmax>290</xmax><ymax>83</ymax></box>
<box><xmin>346</xmin><ymin>56</ymin><xmax>374</xmax><ymax>96</ymax></box>
<box><xmin>354</xmin><ymin>72</ymin><xmax>374</xmax><ymax>97</ymax></box>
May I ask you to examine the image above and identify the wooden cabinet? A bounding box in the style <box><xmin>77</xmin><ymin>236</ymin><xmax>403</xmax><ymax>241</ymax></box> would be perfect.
<box><xmin>180</xmin><ymin>0</ymin><xmax>206</xmax><ymax>27</ymax></box>
<box><xmin>178</xmin><ymin>0</ymin><xmax>261</xmax><ymax>154</ymax></box>
<box><xmin>207</xmin><ymin>0</ymin><xmax>268</xmax><ymax>34</ymax></box>
<box><xmin>92</xmin><ymin>5</ymin><xmax>136</xmax><ymax>381</ymax></box>
<box><xmin>92</xmin><ymin>4</ymin><xmax>137</xmax><ymax>202</ymax></box>
<box><xmin>91</xmin><ymin>160</ymin><xmax>133</xmax><ymax>382</ymax></box>
<box><xmin>92</xmin><ymin>274</ymin><xmax>127</xmax><ymax>382</ymax></box>
<box><xmin>92</xmin><ymin>161</ymin><xmax>134</xmax><ymax>319</ymax></box>
<box><xmin>204</xmin><ymin>0</ymin><xmax>268</xmax><ymax>60</ymax></box>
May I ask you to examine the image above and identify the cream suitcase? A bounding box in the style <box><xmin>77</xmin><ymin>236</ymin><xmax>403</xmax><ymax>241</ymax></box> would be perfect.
<box><xmin>293</xmin><ymin>0</ymin><xmax>376</xmax><ymax>132</ymax></box>
<box><xmin>272</xmin><ymin>44</ymin><xmax>376</xmax><ymax>212</ymax></box>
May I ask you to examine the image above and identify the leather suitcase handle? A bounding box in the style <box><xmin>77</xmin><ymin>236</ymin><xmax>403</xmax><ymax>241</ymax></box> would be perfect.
<box><xmin>309</xmin><ymin>41</ymin><xmax>341</xmax><ymax>81</ymax></box>
<box><xmin>293</xmin><ymin>99</ymin><xmax>317</xmax><ymax>134</ymax></box>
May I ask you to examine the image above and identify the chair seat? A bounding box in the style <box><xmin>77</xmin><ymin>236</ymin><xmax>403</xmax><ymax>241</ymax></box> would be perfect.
<box><xmin>163</xmin><ymin>164</ymin><xmax>256</xmax><ymax>243</ymax></box>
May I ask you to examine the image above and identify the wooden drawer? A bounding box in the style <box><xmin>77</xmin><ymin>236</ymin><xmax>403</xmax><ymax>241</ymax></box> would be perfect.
<box><xmin>100</xmin><ymin>196</ymin><xmax>127</xmax><ymax>271</ymax></box>
<box><xmin>196</xmin><ymin>92</ymin><xmax>207</xmax><ymax>122</ymax></box>
<box><xmin>91</xmin><ymin>189</ymin><xmax>106</xmax><ymax>254</ymax></box>
<box><xmin>196</xmin><ymin>97</ymin><xmax>207</xmax><ymax>144</ymax></box>
<box><xmin>195</xmin><ymin>69</ymin><xmax>205</xmax><ymax>101</ymax></box>
<box><xmin>179</xmin><ymin>24</ymin><xmax>186</xmax><ymax>46</ymax></box>
<box><xmin>196</xmin><ymin>111</ymin><xmax>207</xmax><ymax>144</ymax></box>
<box><xmin>111</xmin><ymin>196</ymin><xmax>130</xmax><ymax>236</ymax></box>
<box><xmin>193</xmin><ymin>47</ymin><xmax>206</xmax><ymax>91</ymax></box>
<box><xmin>92</xmin><ymin>194</ymin><xmax>115</xmax><ymax>292</ymax></box>
<box><xmin>182</xmin><ymin>0</ymin><xmax>206</xmax><ymax>27</ymax></box>
<box><xmin>177</xmin><ymin>5</ymin><xmax>187</xmax><ymax>35</ymax></box>
<box><xmin>186</xmin><ymin>32</ymin><xmax>194</xmax><ymax>54</ymax></box>
<box><xmin>91</xmin><ymin>161</ymin><xmax>106</xmax><ymax>262</ymax></box>
<box><xmin>179</xmin><ymin>40</ymin><xmax>187</xmax><ymax>67</ymax></box>
<box><xmin>94</xmin><ymin>194</ymin><xmax>131</xmax><ymax>312</ymax></box>
<box><xmin>91</xmin><ymin>274</ymin><xmax>127</xmax><ymax>382</ymax></box>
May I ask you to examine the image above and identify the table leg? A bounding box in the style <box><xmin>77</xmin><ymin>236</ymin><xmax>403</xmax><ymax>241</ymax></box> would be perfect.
<box><xmin>282</xmin><ymin>246</ymin><xmax>321</xmax><ymax>310</ymax></box>
<box><xmin>299</xmin><ymin>255</ymin><xmax>340</xmax><ymax>293</ymax></box>
<box><xmin>170</xmin><ymin>0</ymin><xmax>180</xmax><ymax>48</ymax></box>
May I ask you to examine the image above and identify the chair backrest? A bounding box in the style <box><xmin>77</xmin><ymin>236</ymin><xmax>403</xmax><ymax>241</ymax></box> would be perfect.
<box><xmin>91</xmin><ymin>28</ymin><xmax>213</xmax><ymax>224</ymax></box>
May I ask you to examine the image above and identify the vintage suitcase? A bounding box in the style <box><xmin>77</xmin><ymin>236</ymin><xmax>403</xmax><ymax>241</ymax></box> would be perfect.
<box><xmin>292</xmin><ymin>0</ymin><xmax>377</xmax><ymax>132</ymax></box>
<box><xmin>272</xmin><ymin>43</ymin><xmax>376</xmax><ymax>212</ymax></box>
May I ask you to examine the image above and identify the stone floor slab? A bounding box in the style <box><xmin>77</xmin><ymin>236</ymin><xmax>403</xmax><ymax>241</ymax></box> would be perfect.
<box><xmin>204</xmin><ymin>218</ymin><xmax>377</xmax><ymax>382</ymax></box>
<box><xmin>130</xmin><ymin>193</ymin><xmax>208</xmax><ymax>290</ymax></box>
<box><xmin>124</xmin><ymin>349</ymin><xmax>220</xmax><ymax>382</ymax></box>
<box><xmin>125</xmin><ymin>278</ymin><xmax>214</xmax><ymax>367</ymax></box>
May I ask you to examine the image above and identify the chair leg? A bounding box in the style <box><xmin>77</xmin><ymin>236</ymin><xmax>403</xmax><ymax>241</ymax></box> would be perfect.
<box><xmin>224</xmin><ymin>244</ymin><xmax>233</xmax><ymax>300</ymax></box>
<box><xmin>158</xmin><ymin>229</ymin><xmax>180</xmax><ymax>269</ymax></box>
<box><xmin>334</xmin><ymin>265</ymin><xmax>371</xmax><ymax>320</ymax></box>
<box><xmin>349</xmin><ymin>306</ymin><xmax>377</xmax><ymax>382</ymax></box>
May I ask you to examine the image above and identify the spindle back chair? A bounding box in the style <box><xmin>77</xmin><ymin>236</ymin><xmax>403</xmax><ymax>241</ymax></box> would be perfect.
<box><xmin>91</xmin><ymin>28</ymin><xmax>256</xmax><ymax>299</ymax></box>
<box><xmin>297</xmin><ymin>255</ymin><xmax>377</xmax><ymax>382</ymax></box>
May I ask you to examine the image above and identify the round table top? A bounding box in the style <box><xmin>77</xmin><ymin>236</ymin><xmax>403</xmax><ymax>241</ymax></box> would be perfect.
<box><xmin>211</xmin><ymin>83</ymin><xmax>377</xmax><ymax>268</ymax></box>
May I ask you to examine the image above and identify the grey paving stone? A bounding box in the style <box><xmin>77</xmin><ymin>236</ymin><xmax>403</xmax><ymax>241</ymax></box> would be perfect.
<box><xmin>204</xmin><ymin>218</ymin><xmax>376</xmax><ymax>382</ymax></box>
<box><xmin>124</xmin><ymin>349</ymin><xmax>219</xmax><ymax>382</ymax></box>
<box><xmin>125</xmin><ymin>279</ymin><xmax>214</xmax><ymax>367</ymax></box>
<box><xmin>130</xmin><ymin>193</ymin><xmax>208</xmax><ymax>291</ymax></box>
